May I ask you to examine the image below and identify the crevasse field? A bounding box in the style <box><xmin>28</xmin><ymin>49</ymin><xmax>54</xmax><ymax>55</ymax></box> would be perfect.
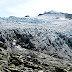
<box><xmin>0</xmin><ymin>13</ymin><xmax>72</xmax><ymax>72</ymax></box>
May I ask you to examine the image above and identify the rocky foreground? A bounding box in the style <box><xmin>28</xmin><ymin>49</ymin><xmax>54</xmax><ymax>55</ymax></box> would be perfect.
<box><xmin>0</xmin><ymin>40</ymin><xmax>70</xmax><ymax>72</ymax></box>
<box><xmin>0</xmin><ymin>14</ymin><xmax>72</xmax><ymax>72</ymax></box>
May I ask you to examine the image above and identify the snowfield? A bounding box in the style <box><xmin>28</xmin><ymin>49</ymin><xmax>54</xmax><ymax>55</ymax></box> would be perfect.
<box><xmin>0</xmin><ymin>14</ymin><xmax>72</xmax><ymax>36</ymax></box>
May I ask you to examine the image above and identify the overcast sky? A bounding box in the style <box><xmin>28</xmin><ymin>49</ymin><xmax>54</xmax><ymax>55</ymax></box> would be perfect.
<box><xmin>0</xmin><ymin>0</ymin><xmax>72</xmax><ymax>17</ymax></box>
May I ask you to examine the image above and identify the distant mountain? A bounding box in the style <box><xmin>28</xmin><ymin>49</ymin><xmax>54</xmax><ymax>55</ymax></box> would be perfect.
<box><xmin>43</xmin><ymin>10</ymin><xmax>59</xmax><ymax>14</ymax></box>
<box><xmin>43</xmin><ymin>10</ymin><xmax>68</xmax><ymax>14</ymax></box>
<box><xmin>48</xmin><ymin>10</ymin><xmax>59</xmax><ymax>13</ymax></box>
<box><xmin>38</xmin><ymin>10</ymin><xmax>69</xmax><ymax>16</ymax></box>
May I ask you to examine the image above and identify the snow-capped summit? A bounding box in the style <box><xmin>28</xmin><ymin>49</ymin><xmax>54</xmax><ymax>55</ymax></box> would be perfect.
<box><xmin>49</xmin><ymin>10</ymin><xmax>59</xmax><ymax>13</ymax></box>
<box><xmin>43</xmin><ymin>10</ymin><xmax>59</xmax><ymax>14</ymax></box>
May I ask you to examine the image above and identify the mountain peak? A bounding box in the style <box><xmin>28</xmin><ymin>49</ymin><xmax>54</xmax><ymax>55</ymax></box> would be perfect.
<box><xmin>43</xmin><ymin>10</ymin><xmax>59</xmax><ymax>14</ymax></box>
<box><xmin>49</xmin><ymin>10</ymin><xmax>59</xmax><ymax>13</ymax></box>
<box><xmin>43</xmin><ymin>10</ymin><xmax>68</xmax><ymax>15</ymax></box>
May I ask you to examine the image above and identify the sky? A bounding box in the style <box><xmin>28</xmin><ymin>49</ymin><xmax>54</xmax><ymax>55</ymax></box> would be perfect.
<box><xmin>0</xmin><ymin>0</ymin><xmax>72</xmax><ymax>17</ymax></box>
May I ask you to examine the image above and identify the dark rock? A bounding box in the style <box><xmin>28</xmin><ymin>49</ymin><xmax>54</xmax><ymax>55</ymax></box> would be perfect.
<box><xmin>65</xmin><ymin>14</ymin><xmax>72</xmax><ymax>19</ymax></box>
<box><xmin>38</xmin><ymin>14</ymin><xmax>43</xmax><ymax>16</ymax></box>
<box><xmin>3</xmin><ymin>45</ymin><xmax>7</xmax><ymax>50</ymax></box>
<box><xmin>0</xmin><ymin>36</ymin><xmax>5</xmax><ymax>43</ymax></box>
<box><xmin>25</xmin><ymin>15</ymin><xmax>30</xmax><ymax>17</ymax></box>
<box><xmin>55</xmin><ymin>68</ymin><xmax>67</xmax><ymax>72</ymax></box>
<box><xmin>0</xmin><ymin>41</ymin><xmax>4</xmax><ymax>47</ymax></box>
<box><xmin>0</xmin><ymin>32</ymin><xmax>1</xmax><ymax>34</ymax></box>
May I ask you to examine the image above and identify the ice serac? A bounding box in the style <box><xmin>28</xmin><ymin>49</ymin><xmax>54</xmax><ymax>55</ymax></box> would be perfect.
<box><xmin>0</xmin><ymin>28</ymin><xmax>72</xmax><ymax>60</ymax></box>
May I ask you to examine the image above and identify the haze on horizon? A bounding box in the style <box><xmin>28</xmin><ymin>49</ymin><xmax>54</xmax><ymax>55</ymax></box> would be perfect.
<box><xmin>0</xmin><ymin>0</ymin><xmax>72</xmax><ymax>17</ymax></box>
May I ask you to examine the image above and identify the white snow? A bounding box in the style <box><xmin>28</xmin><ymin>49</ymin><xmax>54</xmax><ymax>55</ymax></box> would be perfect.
<box><xmin>0</xmin><ymin>14</ymin><xmax>72</xmax><ymax>37</ymax></box>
